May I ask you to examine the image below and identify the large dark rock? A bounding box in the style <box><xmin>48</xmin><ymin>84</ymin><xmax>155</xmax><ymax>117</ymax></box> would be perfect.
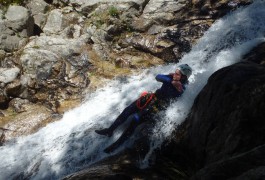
<box><xmin>157</xmin><ymin>54</ymin><xmax>265</xmax><ymax>180</ymax></box>
<box><xmin>187</xmin><ymin>61</ymin><xmax>265</xmax><ymax>179</ymax></box>
<box><xmin>186</xmin><ymin>61</ymin><xmax>265</xmax><ymax>165</ymax></box>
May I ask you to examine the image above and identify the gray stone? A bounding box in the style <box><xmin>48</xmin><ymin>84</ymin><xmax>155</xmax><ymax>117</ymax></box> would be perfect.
<box><xmin>69</xmin><ymin>0</ymin><xmax>146</xmax><ymax>15</ymax></box>
<box><xmin>23</xmin><ymin>35</ymin><xmax>89</xmax><ymax>59</ymax></box>
<box><xmin>69</xmin><ymin>0</ymin><xmax>146</xmax><ymax>7</ymax></box>
<box><xmin>143</xmin><ymin>0</ymin><xmax>186</xmax><ymax>18</ymax></box>
<box><xmin>133</xmin><ymin>0</ymin><xmax>187</xmax><ymax>31</ymax></box>
<box><xmin>20</xmin><ymin>48</ymin><xmax>59</xmax><ymax>79</ymax></box>
<box><xmin>43</xmin><ymin>9</ymin><xmax>82</xmax><ymax>36</ymax></box>
<box><xmin>19</xmin><ymin>34</ymin><xmax>91</xmax><ymax>100</ymax></box>
<box><xmin>33</xmin><ymin>13</ymin><xmax>47</xmax><ymax>29</ymax></box>
<box><xmin>43</xmin><ymin>9</ymin><xmax>64</xmax><ymax>35</ymax></box>
<box><xmin>0</xmin><ymin>21</ymin><xmax>14</xmax><ymax>36</ymax></box>
<box><xmin>0</xmin><ymin>9</ymin><xmax>3</xmax><ymax>20</ymax></box>
<box><xmin>5</xmin><ymin>6</ymin><xmax>29</xmax><ymax>21</ymax></box>
<box><xmin>0</xmin><ymin>6</ymin><xmax>34</xmax><ymax>52</ymax></box>
<box><xmin>27</xmin><ymin>0</ymin><xmax>49</xmax><ymax>15</ymax></box>
<box><xmin>9</xmin><ymin>98</ymin><xmax>30</xmax><ymax>113</ymax></box>
<box><xmin>0</xmin><ymin>67</ymin><xmax>20</xmax><ymax>84</ymax></box>
<box><xmin>0</xmin><ymin>35</ymin><xmax>21</xmax><ymax>52</ymax></box>
<box><xmin>147</xmin><ymin>25</ymin><xmax>165</xmax><ymax>35</ymax></box>
<box><xmin>26</xmin><ymin>0</ymin><xmax>49</xmax><ymax>29</ymax></box>
<box><xmin>5</xmin><ymin>5</ymin><xmax>34</xmax><ymax>34</ymax></box>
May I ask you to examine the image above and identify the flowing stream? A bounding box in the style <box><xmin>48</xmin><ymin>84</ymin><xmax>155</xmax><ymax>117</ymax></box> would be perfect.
<box><xmin>1</xmin><ymin>1</ymin><xmax>265</xmax><ymax>179</ymax></box>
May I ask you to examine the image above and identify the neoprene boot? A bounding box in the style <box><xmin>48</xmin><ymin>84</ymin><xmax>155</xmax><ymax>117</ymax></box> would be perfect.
<box><xmin>95</xmin><ymin>128</ymin><xmax>113</xmax><ymax>137</ymax></box>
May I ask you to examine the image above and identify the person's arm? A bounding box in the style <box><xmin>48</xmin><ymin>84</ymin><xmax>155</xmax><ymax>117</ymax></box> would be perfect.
<box><xmin>171</xmin><ymin>80</ymin><xmax>184</xmax><ymax>93</ymax></box>
<box><xmin>155</xmin><ymin>74</ymin><xmax>172</xmax><ymax>83</ymax></box>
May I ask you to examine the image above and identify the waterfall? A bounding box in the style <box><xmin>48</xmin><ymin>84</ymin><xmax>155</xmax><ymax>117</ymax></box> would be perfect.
<box><xmin>141</xmin><ymin>0</ymin><xmax>265</xmax><ymax>166</ymax></box>
<box><xmin>0</xmin><ymin>1</ymin><xmax>265</xmax><ymax>179</ymax></box>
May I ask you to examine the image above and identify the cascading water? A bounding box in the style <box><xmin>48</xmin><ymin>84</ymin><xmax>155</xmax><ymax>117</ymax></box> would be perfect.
<box><xmin>1</xmin><ymin>1</ymin><xmax>265</xmax><ymax>179</ymax></box>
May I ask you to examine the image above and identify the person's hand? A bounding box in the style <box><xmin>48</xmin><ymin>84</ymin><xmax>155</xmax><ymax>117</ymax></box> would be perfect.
<box><xmin>172</xmin><ymin>70</ymin><xmax>182</xmax><ymax>81</ymax></box>
<box><xmin>172</xmin><ymin>80</ymin><xmax>183</xmax><ymax>92</ymax></box>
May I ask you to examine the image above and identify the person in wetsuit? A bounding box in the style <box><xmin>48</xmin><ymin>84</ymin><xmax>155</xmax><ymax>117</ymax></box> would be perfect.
<box><xmin>95</xmin><ymin>64</ymin><xmax>192</xmax><ymax>153</ymax></box>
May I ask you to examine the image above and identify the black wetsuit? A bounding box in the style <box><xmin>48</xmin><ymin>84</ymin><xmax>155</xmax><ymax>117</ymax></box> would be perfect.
<box><xmin>103</xmin><ymin>74</ymin><xmax>186</xmax><ymax>153</ymax></box>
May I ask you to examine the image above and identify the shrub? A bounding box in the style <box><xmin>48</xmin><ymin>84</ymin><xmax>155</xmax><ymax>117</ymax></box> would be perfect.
<box><xmin>108</xmin><ymin>6</ymin><xmax>119</xmax><ymax>17</ymax></box>
<box><xmin>0</xmin><ymin>0</ymin><xmax>24</xmax><ymax>7</ymax></box>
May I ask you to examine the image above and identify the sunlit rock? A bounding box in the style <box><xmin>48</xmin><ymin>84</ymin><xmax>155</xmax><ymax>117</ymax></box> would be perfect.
<box><xmin>5</xmin><ymin>5</ymin><xmax>34</xmax><ymax>35</ymax></box>
<box><xmin>18</xmin><ymin>35</ymin><xmax>91</xmax><ymax>110</ymax></box>
<box><xmin>68</xmin><ymin>0</ymin><xmax>146</xmax><ymax>14</ymax></box>
<box><xmin>132</xmin><ymin>0</ymin><xmax>187</xmax><ymax>31</ymax></box>
<box><xmin>27</xmin><ymin>0</ymin><xmax>50</xmax><ymax>29</ymax></box>
<box><xmin>2</xmin><ymin>103</ymin><xmax>55</xmax><ymax>140</ymax></box>
<box><xmin>0</xmin><ymin>6</ymin><xmax>34</xmax><ymax>51</ymax></box>
<box><xmin>43</xmin><ymin>9</ymin><xmax>64</xmax><ymax>35</ymax></box>
<box><xmin>43</xmin><ymin>8</ymin><xmax>82</xmax><ymax>36</ymax></box>
<box><xmin>0</xmin><ymin>67</ymin><xmax>20</xmax><ymax>84</ymax></box>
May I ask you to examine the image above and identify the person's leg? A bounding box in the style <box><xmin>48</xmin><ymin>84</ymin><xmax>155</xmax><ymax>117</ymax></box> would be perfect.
<box><xmin>108</xmin><ymin>101</ymin><xmax>138</xmax><ymax>132</ymax></box>
<box><xmin>103</xmin><ymin>98</ymin><xmax>161</xmax><ymax>152</ymax></box>
<box><xmin>104</xmin><ymin>116</ymin><xmax>141</xmax><ymax>153</ymax></box>
<box><xmin>95</xmin><ymin>101</ymin><xmax>138</xmax><ymax>137</ymax></box>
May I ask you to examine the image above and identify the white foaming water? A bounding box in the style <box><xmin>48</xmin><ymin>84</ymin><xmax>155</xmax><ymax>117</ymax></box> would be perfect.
<box><xmin>1</xmin><ymin>1</ymin><xmax>265</xmax><ymax>179</ymax></box>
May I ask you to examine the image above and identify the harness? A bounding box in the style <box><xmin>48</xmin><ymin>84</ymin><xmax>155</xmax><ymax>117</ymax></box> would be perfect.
<box><xmin>134</xmin><ymin>91</ymin><xmax>169</xmax><ymax>123</ymax></box>
<box><xmin>136</xmin><ymin>91</ymin><xmax>156</xmax><ymax>110</ymax></box>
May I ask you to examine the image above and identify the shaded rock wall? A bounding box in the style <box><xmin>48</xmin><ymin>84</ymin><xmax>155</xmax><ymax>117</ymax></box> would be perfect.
<box><xmin>158</xmin><ymin>42</ymin><xmax>265</xmax><ymax>180</ymax></box>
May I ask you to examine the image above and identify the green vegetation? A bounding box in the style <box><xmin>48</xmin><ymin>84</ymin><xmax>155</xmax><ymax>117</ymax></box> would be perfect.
<box><xmin>32</xmin><ymin>45</ymin><xmax>40</xmax><ymax>49</ymax></box>
<box><xmin>108</xmin><ymin>6</ymin><xmax>119</xmax><ymax>17</ymax></box>
<box><xmin>87</xmin><ymin>6</ymin><xmax>120</xmax><ymax>28</ymax></box>
<box><xmin>0</xmin><ymin>0</ymin><xmax>24</xmax><ymax>7</ymax></box>
<box><xmin>94</xmin><ymin>19</ymin><xmax>105</xmax><ymax>28</ymax></box>
<box><xmin>87</xmin><ymin>12</ymin><xmax>107</xmax><ymax>28</ymax></box>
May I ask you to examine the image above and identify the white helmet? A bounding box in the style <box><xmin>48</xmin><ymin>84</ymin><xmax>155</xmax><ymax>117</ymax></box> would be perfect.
<box><xmin>177</xmin><ymin>64</ymin><xmax>192</xmax><ymax>78</ymax></box>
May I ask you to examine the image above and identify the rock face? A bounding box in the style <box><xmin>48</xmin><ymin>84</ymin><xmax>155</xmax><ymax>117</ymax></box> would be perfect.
<box><xmin>187</xmin><ymin>61</ymin><xmax>265</xmax><ymax>179</ymax></box>
<box><xmin>17</xmin><ymin>35</ymin><xmax>92</xmax><ymax>111</ymax></box>
<box><xmin>132</xmin><ymin>0</ymin><xmax>187</xmax><ymax>31</ymax></box>
<box><xmin>0</xmin><ymin>67</ymin><xmax>20</xmax><ymax>84</ymax></box>
<box><xmin>158</xmin><ymin>44</ymin><xmax>265</xmax><ymax>180</ymax></box>
<box><xmin>27</xmin><ymin>0</ymin><xmax>50</xmax><ymax>29</ymax></box>
<box><xmin>0</xmin><ymin>5</ymin><xmax>34</xmax><ymax>52</ymax></box>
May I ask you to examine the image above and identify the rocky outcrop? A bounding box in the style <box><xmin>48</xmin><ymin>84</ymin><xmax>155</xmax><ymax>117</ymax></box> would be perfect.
<box><xmin>27</xmin><ymin>0</ymin><xmax>49</xmax><ymax>29</ymax></box>
<box><xmin>0</xmin><ymin>5</ymin><xmax>34</xmax><ymax>52</ymax></box>
<box><xmin>187</xmin><ymin>62</ymin><xmax>265</xmax><ymax>179</ymax></box>
<box><xmin>1</xmin><ymin>98</ymin><xmax>61</xmax><ymax>141</ymax></box>
<box><xmin>132</xmin><ymin>0</ymin><xmax>187</xmax><ymax>31</ymax></box>
<box><xmin>158</xmin><ymin>43</ymin><xmax>265</xmax><ymax>180</ymax></box>
<box><xmin>18</xmin><ymin>34</ymin><xmax>92</xmax><ymax>110</ymax></box>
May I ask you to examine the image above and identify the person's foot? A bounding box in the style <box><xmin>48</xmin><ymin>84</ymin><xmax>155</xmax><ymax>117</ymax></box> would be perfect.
<box><xmin>95</xmin><ymin>128</ymin><xmax>112</xmax><ymax>137</ymax></box>
<box><xmin>103</xmin><ymin>147</ymin><xmax>112</xmax><ymax>153</ymax></box>
<box><xmin>103</xmin><ymin>142</ymin><xmax>120</xmax><ymax>153</ymax></box>
<box><xmin>103</xmin><ymin>145</ymin><xmax>115</xmax><ymax>153</ymax></box>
